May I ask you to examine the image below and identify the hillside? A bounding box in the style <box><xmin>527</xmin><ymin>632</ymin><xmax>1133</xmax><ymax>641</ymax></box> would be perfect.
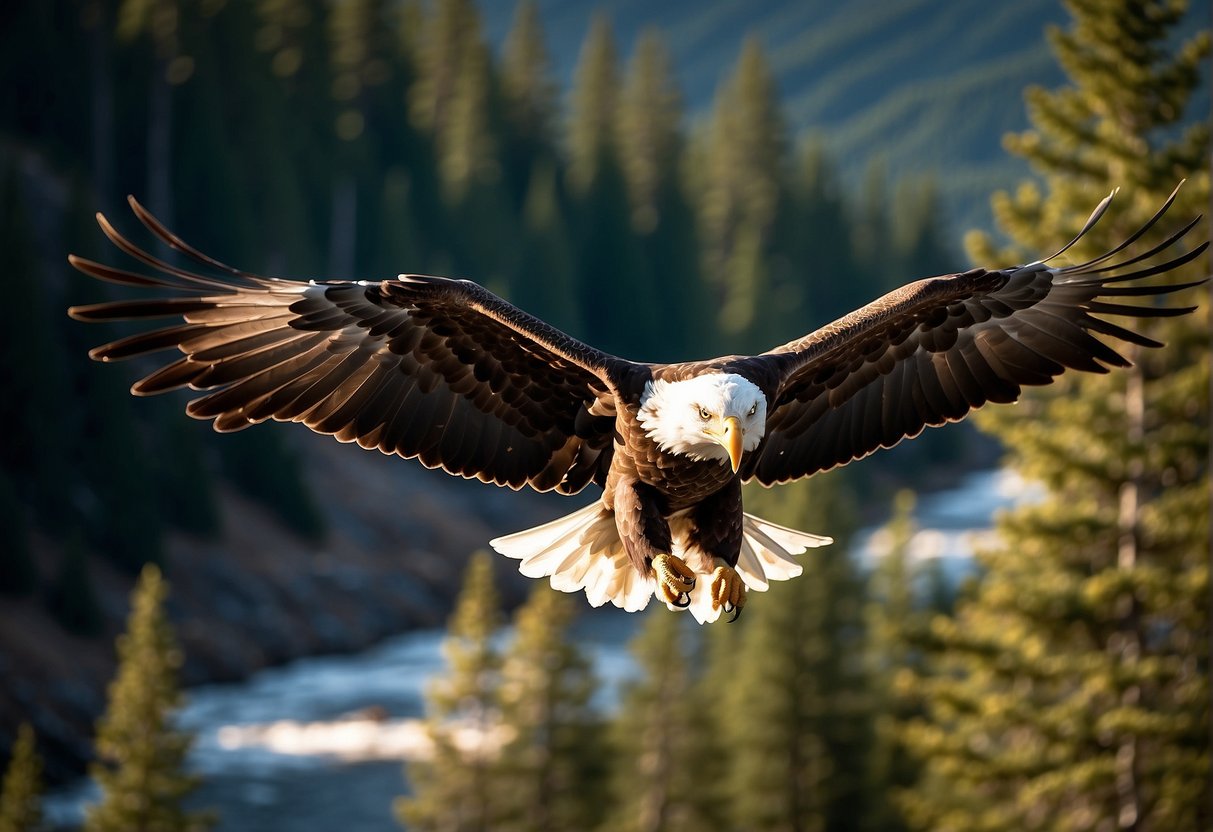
<box><xmin>478</xmin><ymin>0</ymin><xmax>1205</xmax><ymax>230</ymax></box>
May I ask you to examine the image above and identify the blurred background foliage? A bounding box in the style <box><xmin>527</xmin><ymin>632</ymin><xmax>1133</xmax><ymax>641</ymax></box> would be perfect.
<box><xmin>0</xmin><ymin>0</ymin><xmax>1208</xmax><ymax>830</ymax></box>
<box><xmin>0</xmin><ymin>0</ymin><xmax>997</xmax><ymax>613</ymax></box>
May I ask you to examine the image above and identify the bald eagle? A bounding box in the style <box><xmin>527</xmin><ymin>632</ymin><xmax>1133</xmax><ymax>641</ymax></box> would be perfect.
<box><xmin>68</xmin><ymin>188</ymin><xmax>1205</xmax><ymax>622</ymax></box>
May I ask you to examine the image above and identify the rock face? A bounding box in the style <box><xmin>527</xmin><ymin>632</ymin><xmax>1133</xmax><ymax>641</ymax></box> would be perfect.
<box><xmin>1</xmin><ymin>427</ymin><xmax>569</xmax><ymax>784</ymax></box>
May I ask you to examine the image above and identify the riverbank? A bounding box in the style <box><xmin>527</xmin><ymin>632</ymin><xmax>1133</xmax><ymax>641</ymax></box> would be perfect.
<box><xmin>43</xmin><ymin>468</ymin><xmax>1035</xmax><ymax>831</ymax></box>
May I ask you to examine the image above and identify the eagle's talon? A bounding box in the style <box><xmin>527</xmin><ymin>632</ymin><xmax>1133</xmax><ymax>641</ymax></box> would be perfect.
<box><xmin>710</xmin><ymin>565</ymin><xmax>747</xmax><ymax>620</ymax></box>
<box><xmin>653</xmin><ymin>553</ymin><xmax>696</xmax><ymax>607</ymax></box>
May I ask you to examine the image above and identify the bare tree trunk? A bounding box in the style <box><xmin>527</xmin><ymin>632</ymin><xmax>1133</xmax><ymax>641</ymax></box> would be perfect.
<box><xmin>1115</xmin><ymin>361</ymin><xmax>1143</xmax><ymax>832</ymax></box>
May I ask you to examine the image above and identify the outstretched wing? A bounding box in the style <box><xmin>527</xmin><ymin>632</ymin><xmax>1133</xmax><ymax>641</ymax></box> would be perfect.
<box><xmin>742</xmin><ymin>187</ymin><xmax>1207</xmax><ymax>486</ymax></box>
<box><xmin>69</xmin><ymin>198</ymin><xmax>628</xmax><ymax>494</ymax></box>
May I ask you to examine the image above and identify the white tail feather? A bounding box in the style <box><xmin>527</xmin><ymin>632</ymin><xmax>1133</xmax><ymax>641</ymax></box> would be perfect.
<box><xmin>490</xmin><ymin>505</ymin><xmax>832</xmax><ymax>621</ymax></box>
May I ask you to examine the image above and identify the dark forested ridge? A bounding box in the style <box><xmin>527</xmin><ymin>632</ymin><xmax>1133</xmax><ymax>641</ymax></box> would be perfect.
<box><xmin>0</xmin><ymin>0</ymin><xmax>1207</xmax><ymax>810</ymax></box>
<box><xmin>477</xmin><ymin>0</ymin><xmax>1075</xmax><ymax>229</ymax></box>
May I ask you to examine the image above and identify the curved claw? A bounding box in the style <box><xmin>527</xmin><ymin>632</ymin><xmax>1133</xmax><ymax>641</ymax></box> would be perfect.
<box><xmin>653</xmin><ymin>553</ymin><xmax>697</xmax><ymax>608</ymax></box>
<box><xmin>710</xmin><ymin>565</ymin><xmax>747</xmax><ymax>622</ymax></box>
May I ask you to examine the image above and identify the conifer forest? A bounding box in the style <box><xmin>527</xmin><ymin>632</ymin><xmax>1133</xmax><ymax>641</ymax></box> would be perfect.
<box><xmin>0</xmin><ymin>0</ymin><xmax>1209</xmax><ymax>830</ymax></box>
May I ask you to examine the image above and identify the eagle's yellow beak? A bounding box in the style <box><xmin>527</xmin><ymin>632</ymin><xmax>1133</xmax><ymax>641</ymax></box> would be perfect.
<box><xmin>721</xmin><ymin>415</ymin><xmax>743</xmax><ymax>473</ymax></box>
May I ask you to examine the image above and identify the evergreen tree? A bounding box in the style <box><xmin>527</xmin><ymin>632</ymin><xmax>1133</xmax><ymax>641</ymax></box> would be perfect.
<box><xmin>0</xmin><ymin>722</ymin><xmax>43</xmax><ymax>832</ymax></box>
<box><xmin>512</xmin><ymin>159</ymin><xmax>582</xmax><ymax>335</ymax></box>
<box><xmin>441</xmin><ymin>34</ymin><xmax>516</xmax><ymax>287</ymax></box>
<box><xmin>605</xmin><ymin>611</ymin><xmax>727</xmax><ymax>832</ymax></box>
<box><xmin>86</xmin><ymin>565</ymin><xmax>211</xmax><ymax>832</ymax></box>
<box><xmin>850</xmin><ymin>158</ymin><xmax>893</xmax><ymax>299</ymax></box>
<box><xmin>46</xmin><ymin>533</ymin><xmax>103</xmax><ymax>638</ymax></box>
<box><xmin>499</xmin><ymin>0</ymin><xmax>558</xmax><ymax>208</ymax></box>
<box><xmin>326</xmin><ymin>0</ymin><xmax>418</xmax><ymax>277</ymax></box>
<box><xmin>398</xmin><ymin>552</ymin><xmax>506</xmax><ymax>831</ymax></box>
<box><xmin>495</xmin><ymin>586</ymin><xmax>605</xmax><ymax>832</ymax></box>
<box><xmin>618</xmin><ymin>28</ymin><xmax>705</xmax><ymax>362</ymax></box>
<box><xmin>864</xmin><ymin>491</ymin><xmax>924</xmax><ymax>832</ymax></box>
<box><xmin>786</xmin><ymin>138</ymin><xmax>862</xmax><ymax>327</ymax></box>
<box><xmin>250</xmin><ymin>0</ymin><xmax>334</xmax><ymax>273</ymax></box>
<box><xmin>566</xmin><ymin>15</ymin><xmax>620</xmax><ymax>198</ymax></box>
<box><xmin>891</xmin><ymin>175</ymin><xmax>953</xmax><ymax>279</ymax></box>
<box><xmin>0</xmin><ymin>169</ymin><xmax>72</xmax><ymax>529</ymax></box>
<box><xmin>566</xmin><ymin>16</ymin><xmax>655</xmax><ymax>358</ymax></box>
<box><xmin>0</xmin><ymin>471</ymin><xmax>37</xmax><ymax>597</ymax></box>
<box><xmin>698</xmin><ymin>37</ymin><xmax>787</xmax><ymax>348</ymax></box>
<box><xmin>903</xmin><ymin>3</ymin><xmax>1210</xmax><ymax>830</ymax></box>
<box><xmin>722</xmin><ymin>477</ymin><xmax>870</xmax><ymax>832</ymax></box>
<box><xmin>408</xmin><ymin>0</ymin><xmax>479</xmax><ymax>141</ymax></box>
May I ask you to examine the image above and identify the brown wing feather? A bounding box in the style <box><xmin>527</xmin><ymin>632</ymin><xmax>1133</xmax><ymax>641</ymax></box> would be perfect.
<box><xmin>68</xmin><ymin>198</ymin><xmax>629</xmax><ymax>494</ymax></box>
<box><xmin>743</xmin><ymin>188</ymin><xmax>1207</xmax><ymax>486</ymax></box>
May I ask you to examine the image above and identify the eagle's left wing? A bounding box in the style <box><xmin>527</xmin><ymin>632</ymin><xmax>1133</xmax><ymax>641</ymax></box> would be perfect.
<box><xmin>68</xmin><ymin>198</ymin><xmax>630</xmax><ymax>495</ymax></box>
<box><xmin>741</xmin><ymin>188</ymin><xmax>1206</xmax><ymax>486</ymax></box>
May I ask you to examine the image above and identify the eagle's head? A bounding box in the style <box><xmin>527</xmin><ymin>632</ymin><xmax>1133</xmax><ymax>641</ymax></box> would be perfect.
<box><xmin>637</xmin><ymin>373</ymin><xmax>767</xmax><ymax>472</ymax></box>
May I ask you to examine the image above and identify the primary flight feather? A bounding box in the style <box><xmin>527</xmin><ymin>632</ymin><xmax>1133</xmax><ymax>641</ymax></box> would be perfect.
<box><xmin>68</xmin><ymin>187</ymin><xmax>1206</xmax><ymax>622</ymax></box>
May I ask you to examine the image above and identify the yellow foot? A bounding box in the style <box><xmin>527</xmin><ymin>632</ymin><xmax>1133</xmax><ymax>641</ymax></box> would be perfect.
<box><xmin>652</xmin><ymin>553</ymin><xmax>696</xmax><ymax>608</ymax></box>
<box><xmin>710</xmin><ymin>565</ymin><xmax>747</xmax><ymax>622</ymax></box>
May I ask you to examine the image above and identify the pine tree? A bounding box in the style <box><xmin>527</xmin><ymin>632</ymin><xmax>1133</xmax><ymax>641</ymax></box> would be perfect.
<box><xmin>408</xmin><ymin>0</ymin><xmax>480</xmax><ymax>141</ymax></box>
<box><xmin>618</xmin><ymin>29</ymin><xmax>680</xmax><ymax>237</ymax></box>
<box><xmin>605</xmin><ymin>611</ymin><xmax>727</xmax><ymax>832</ymax></box>
<box><xmin>498</xmin><ymin>0</ymin><xmax>557</xmax><ymax>209</ymax></box>
<box><xmin>86</xmin><ymin>565</ymin><xmax>211</xmax><ymax>832</ymax></box>
<box><xmin>566</xmin><ymin>16</ymin><xmax>655</xmax><ymax>358</ymax></box>
<box><xmin>902</xmin><ymin>3</ymin><xmax>1210</xmax><ymax>830</ymax></box>
<box><xmin>721</xmin><ymin>477</ymin><xmax>870</xmax><ymax>832</ymax></box>
<box><xmin>494</xmin><ymin>586</ymin><xmax>605</xmax><ymax>832</ymax></box>
<box><xmin>850</xmin><ymin>158</ymin><xmax>893</xmax><ymax>300</ymax></box>
<box><xmin>0</xmin><ymin>168</ymin><xmax>73</xmax><ymax>529</ymax></box>
<box><xmin>512</xmin><ymin>159</ymin><xmax>582</xmax><ymax>334</ymax></box>
<box><xmin>398</xmin><ymin>552</ymin><xmax>506</xmax><ymax>831</ymax></box>
<box><xmin>891</xmin><ymin>175</ymin><xmax>953</xmax><ymax>279</ymax></box>
<box><xmin>698</xmin><ymin>37</ymin><xmax>787</xmax><ymax>348</ymax></box>
<box><xmin>0</xmin><ymin>723</ymin><xmax>43</xmax><ymax>832</ymax></box>
<box><xmin>566</xmin><ymin>14</ymin><xmax>619</xmax><ymax>199</ymax></box>
<box><xmin>618</xmin><ymin>28</ymin><xmax>705</xmax><ymax>362</ymax></box>
<box><xmin>785</xmin><ymin>138</ymin><xmax>862</xmax><ymax>327</ymax></box>
<box><xmin>864</xmin><ymin>491</ymin><xmax>924</xmax><ymax>832</ymax></box>
<box><xmin>441</xmin><ymin>35</ymin><xmax>516</xmax><ymax>287</ymax></box>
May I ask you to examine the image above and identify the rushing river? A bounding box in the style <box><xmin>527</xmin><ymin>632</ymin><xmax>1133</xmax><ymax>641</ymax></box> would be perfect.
<box><xmin>45</xmin><ymin>468</ymin><xmax>1035</xmax><ymax>831</ymax></box>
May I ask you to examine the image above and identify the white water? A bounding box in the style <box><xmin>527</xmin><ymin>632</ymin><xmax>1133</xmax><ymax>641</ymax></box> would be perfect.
<box><xmin>45</xmin><ymin>468</ymin><xmax>1035</xmax><ymax>831</ymax></box>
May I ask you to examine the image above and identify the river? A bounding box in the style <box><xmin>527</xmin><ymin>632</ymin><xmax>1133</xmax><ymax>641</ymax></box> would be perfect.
<box><xmin>44</xmin><ymin>467</ymin><xmax>1035</xmax><ymax>831</ymax></box>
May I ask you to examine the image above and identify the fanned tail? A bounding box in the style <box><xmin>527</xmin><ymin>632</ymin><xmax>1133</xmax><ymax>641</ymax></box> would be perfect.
<box><xmin>490</xmin><ymin>503</ymin><xmax>653</xmax><ymax>612</ymax></box>
<box><xmin>491</xmin><ymin>506</ymin><xmax>832</xmax><ymax>621</ymax></box>
<box><xmin>683</xmin><ymin>513</ymin><xmax>832</xmax><ymax>623</ymax></box>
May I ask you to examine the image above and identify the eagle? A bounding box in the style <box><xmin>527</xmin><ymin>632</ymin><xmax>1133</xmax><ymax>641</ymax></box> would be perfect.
<box><xmin>68</xmin><ymin>187</ymin><xmax>1205</xmax><ymax>622</ymax></box>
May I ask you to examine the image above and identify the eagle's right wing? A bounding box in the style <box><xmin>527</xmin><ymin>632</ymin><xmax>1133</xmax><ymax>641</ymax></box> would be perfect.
<box><xmin>69</xmin><ymin>198</ymin><xmax>626</xmax><ymax>494</ymax></box>
<box><xmin>741</xmin><ymin>186</ymin><xmax>1207</xmax><ymax>486</ymax></box>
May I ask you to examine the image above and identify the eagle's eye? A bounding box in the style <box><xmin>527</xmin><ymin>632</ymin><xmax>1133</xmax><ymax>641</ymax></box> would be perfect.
<box><xmin>748</xmin><ymin>402</ymin><xmax>758</xmax><ymax>417</ymax></box>
<box><xmin>697</xmin><ymin>406</ymin><xmax>711</xmax><ymax>421</ymax></box>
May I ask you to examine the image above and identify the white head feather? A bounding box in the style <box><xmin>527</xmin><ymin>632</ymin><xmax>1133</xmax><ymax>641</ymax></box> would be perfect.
<box><xmin>637</xmin><ymin>373</ymin><xmax>767</xmax><ymax>464</ymax></box>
